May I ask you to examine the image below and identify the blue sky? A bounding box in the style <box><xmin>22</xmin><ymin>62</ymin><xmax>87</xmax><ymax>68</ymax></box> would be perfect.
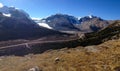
<box><xmin>0</xmin><ymin>0</ymin><xmax>120</xmax><ymax>20</ymax></box>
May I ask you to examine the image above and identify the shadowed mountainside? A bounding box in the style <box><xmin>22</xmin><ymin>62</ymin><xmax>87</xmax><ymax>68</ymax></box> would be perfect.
<box><xmin>0</xmin><ymin>12</ymin><xmax>66</xmax><ymax>41</ymax></box>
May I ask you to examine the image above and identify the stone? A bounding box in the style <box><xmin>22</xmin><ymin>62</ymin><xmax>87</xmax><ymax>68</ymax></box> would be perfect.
<box><xmin>85</xmin><ymin>46</ymin><xmax>99</xmax><ymax>53</ymax></box>
<box><xmin>28</xmin><ymin>66</ymin><xmax>42</xmax><ymax>71</ymax></box>
<box><xmin>55</xmin><ymin>57</ymin><xmax>60</xmax><ymax>63</ymax></box>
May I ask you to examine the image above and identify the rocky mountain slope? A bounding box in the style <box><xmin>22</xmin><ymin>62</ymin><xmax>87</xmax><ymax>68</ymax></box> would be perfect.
<box><xmin>75</xmin><ymin>15</ymin><xmax>109</xmax><ymax>32</ymax></box>
<box><xmin>0</xmin><ymin>6</ymin><xmax>64</xmax><ymax>41</ymax></box>
<box><xmin>0</xmin><ymin>6</ymin><xmax>29</xmax><ymax>19</ymax></box>
<box><xmin>33</xmin><ymin>14</ymin><xmax>110</xmax><ymax>33</ymax></box>
<box><xmin>80</xmin><ymin>20</ymin><xmax>120</xmax><ymax>46</ymax></box>
<box><xmin>37</xmin><ymin>14</ymin><xmax>80</xmax><ymax>31</ymax></box>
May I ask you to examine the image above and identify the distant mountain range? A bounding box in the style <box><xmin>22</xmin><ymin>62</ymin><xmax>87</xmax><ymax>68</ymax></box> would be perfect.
<box><xmin>33</xmin><ymin>14</ymin><xmax>110</xmax><ymax>33</ymax></box>
<box><xmin>33</xmin><ymin>14</ymin><xmax>80</xmax><ymax>32</ymax></box>
<box><xmin>0</xmin><ymin>6</ymin><xmax>64</xmax><ymax>41</ymax></box>
<box><xmin>0</xmin><ymin>5</ymin><xmax>117</xmax><ymax>41</ymax></box>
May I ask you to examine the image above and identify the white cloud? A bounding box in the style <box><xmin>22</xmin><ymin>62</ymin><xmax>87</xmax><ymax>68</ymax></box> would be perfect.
<box><xmin>0</xmin><ymin>3</ymin><xmax>3</xmax><ymax>8</ymax></box>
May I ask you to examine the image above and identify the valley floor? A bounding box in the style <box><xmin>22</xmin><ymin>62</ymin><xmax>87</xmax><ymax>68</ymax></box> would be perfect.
<box><xmin>0</xmin><ymin>39</ymin><xmax>120</xmax><ymax>71</ymax></box>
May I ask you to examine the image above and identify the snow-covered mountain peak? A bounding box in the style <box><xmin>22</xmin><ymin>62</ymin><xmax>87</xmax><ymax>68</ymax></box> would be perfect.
<box><xmin>0</xmin><ymin>4</ymin><xmax>30</xmax><ymax>19</ymax></box>
<box><xmin>78</xmin><ymin>15</ymin><xmax>94</xmax><ymax>20</ymax></box>
<box><xmin>88</xmin><ymin>15</ymin><xmax>93</xmax><ymax>18</ymax></box>
<box><xmin>78</xmin><ymin>17</ymin><xmax>82</xmax><ymax>20</ymax></box>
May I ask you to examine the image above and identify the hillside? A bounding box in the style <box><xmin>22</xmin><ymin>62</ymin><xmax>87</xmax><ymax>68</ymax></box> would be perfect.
<box><xmin>0</xmin><ymin>39</ymin><xmax>120</xmax><ymax>71</ymax></box>
<box><xmin>80</xmin><ymin>21</ymin><xmax>120</xmax><ymax>46</ymax></box>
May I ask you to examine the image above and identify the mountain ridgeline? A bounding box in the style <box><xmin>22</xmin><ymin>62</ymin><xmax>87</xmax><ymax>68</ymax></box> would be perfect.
<box><xmin>0</xmin><ymin>6</ymin><xmax>65</xmax><ymax>41</ymax></box>
<box><xmin>42</xmin><ymin>14</ymin><xmax>80</xmax><ymax>31</ymax></box>
<box><xmin>0</xmin><ymin>5</ymin><xmax>119</xmax><ymax>44</ymax></box>
<box><xmin>33</xmin><ymin>14</ymin><xmax>110</xmax><ymax>33</ymax></box>
<box><xmin>75</xmin><ymin>15</ymin><xmax>109</xmax><ymax>32</ymax></box>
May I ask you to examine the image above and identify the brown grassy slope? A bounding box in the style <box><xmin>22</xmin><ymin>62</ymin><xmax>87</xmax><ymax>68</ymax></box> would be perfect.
<box><xmin>0</xmin><ymin>39</ymin><xmax>120</xmax><ymax>71</ymax></box>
